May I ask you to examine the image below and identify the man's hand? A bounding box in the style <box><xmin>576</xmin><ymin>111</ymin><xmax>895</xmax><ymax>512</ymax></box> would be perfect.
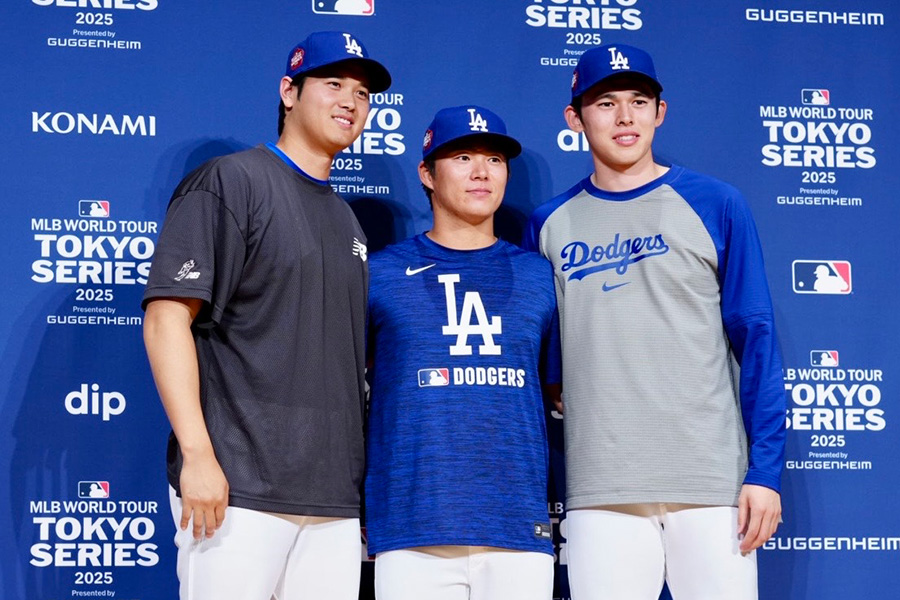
<box><xmin>180</xmin><ymin>450</ymin><xmax>229</xmax><ymax>539</ymax></box>
<box><xmin>738</xmin><ymin>484</ymin><xmax>781</xmax><ymax>553</ymax></box>
<box><xmin>544</xmin><ymin>383</ymin><xmax>563</xmax><ymax>415</ymax></box>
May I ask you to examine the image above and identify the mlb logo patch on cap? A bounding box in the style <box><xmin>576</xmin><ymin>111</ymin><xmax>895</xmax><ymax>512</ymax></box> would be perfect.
<box><xmin>290</xmin><ymin>48</ymin><xmax>304</xmax><ymax>70</ymax></box>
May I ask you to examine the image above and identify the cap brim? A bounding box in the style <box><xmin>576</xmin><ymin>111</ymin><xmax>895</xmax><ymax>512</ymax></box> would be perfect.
<box><xmin>574</xmin><ymin>71</ymin><xmax>662</xmax><ymax>100</ymax></box>
<box><xmin>426</xmin><ymin>132</ymin><xmax>522</xmax><ymax>160</ymax></box>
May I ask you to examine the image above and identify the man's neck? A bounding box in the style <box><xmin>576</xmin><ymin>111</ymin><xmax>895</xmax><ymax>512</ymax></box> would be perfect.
<box><xmin>590</xmin><ymin>159</ymin><xmax>669</xmax><ymax>193</ymax></box>
<box><xmin>275</xmin><ymin>132</ymin><xmax>333</xmax><ymax>181</ymax></box>
<box><xmin>427</xmin><ymin>217</ymin><xmax>496</xmax><ymax>250</ymax></box>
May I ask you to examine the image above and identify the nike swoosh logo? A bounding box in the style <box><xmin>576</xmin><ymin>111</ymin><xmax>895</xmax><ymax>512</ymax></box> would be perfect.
<box><xmin>406</xmin><ymin>264</ymin><xmax>436</xmax><ymax>276</ymax></box>
<box><xmin>602</xmin><ymin>281</ymin><xmax>630</xmax><ymax>292</ymax></box>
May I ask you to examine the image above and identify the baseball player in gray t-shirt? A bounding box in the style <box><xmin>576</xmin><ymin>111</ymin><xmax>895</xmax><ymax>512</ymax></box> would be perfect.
<box><xmin>525</xmin><ymin>44</ymin><xmax>785</xmax><ymax>600</ymax></box>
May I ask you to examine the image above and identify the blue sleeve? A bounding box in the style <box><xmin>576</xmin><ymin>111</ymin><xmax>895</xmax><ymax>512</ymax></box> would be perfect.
<box><xmin>523</xmin><ymin>229</ymin><xmax>561</xmax><ymax>385</ymax></box>
<box><xmin>675</xmin><ymin>174</ymin><xmax>786</xmax><ymax>493</ymax></box>
<box><xmin>522</xmin><ymin>211</ymin><xmax>542</xmax><ymax>253</ymax></box>
<box><xmin>717</xmin><ymin>192</ymin><xmax>786</xmax><ymax>493</ymax></box>
<box><xmin>541</xmin><ymin>307</ymin><xmax>562</xmax><ymax>386</ymax></box>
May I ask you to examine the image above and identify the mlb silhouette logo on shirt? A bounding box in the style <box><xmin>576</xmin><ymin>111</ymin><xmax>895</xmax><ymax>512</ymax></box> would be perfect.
<box><xmin>418</xmin><ymin>368</ymin><xmax>450</xmax><ymax>387</ymax></box>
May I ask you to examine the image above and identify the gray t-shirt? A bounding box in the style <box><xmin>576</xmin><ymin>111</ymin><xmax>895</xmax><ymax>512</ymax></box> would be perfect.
<box><xmin>143</xmin><ymin>145</ymin><xmax>368</xmax><ymax>517</ymax></box>
<box><xmin>525</xmin><ymin>166</ymin><xmax>785</xmax><ymax>508</ymax></box>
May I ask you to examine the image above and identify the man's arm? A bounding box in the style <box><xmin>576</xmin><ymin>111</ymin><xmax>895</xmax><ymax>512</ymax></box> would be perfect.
<box><xmin>716</xmin><ymin>192</ymin><xmax>786</xmax><ymax>552</ymax></box>
<box><xmin>144</xmin><ymin>297</ymin><xmax>228</xmax><ymax>540</ymax></box>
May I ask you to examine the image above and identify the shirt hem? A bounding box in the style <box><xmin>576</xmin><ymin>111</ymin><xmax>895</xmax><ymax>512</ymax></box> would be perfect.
<box><xmin>368</xmin><ymin>536</ymin><xmax>554</xmax><ymax>556</ymax></box>
<box><xmin>229</xmin><ymin>494</ymin><xmax>359</xmax><ymax>518</ymax></box>
<box><xmin>567</xmin><ymin>491</ymin><xmax>741</xmax><ymax>509</ymax></box>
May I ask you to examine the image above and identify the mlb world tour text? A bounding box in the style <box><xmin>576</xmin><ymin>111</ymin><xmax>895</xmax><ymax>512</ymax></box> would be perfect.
<box><xmin>29</xmin><ymin>500</ymin><xmax>160</xmax><ymax>571</ymax></box>
<box><xmin>31</xmin><ymin>219</ymin><xmax>157</xmax><ymax>286</ymax></box>
<box><xmin>525</xmin><ymin>0</ymin><xmax>642</xmax><ymax>30</ymax></box>
<box><xmin>759</xmin><ymin>105</ymin><xmax>876</xmax><ymax>169</ymax></box>
<box><xmin>784</xmin><ymin>367</ymin><xmax>885</xmax><ymax>432</ymax></box>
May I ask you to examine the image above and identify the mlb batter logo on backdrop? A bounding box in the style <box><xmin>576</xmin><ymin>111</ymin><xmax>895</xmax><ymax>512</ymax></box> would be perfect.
<box><xmin>418</xmin><ymin>368</ymin><xmax>450</xmax><ymax>387</ymax></box>
<box><xmin>810</xmin><ymin>350</ymin><xmax>839</xmax><ymax>367</ymax></box>
<box><xmin>792</xmin><ymin>260</ymin><xmax>852</xmax><ymax>294</ymax></box>
<box><xmin>78</xmin><ymin>481</ymin><xmax>110</xmax><ymax>499</ymax></box>
<box><xmin>802</xmin><ymin>89</ymin><xmax>830</xmax><ymax>106</ymax></box>
<box><xmin>312</xmin><ymin>0</ymin><xmax>374</xmax><ymax>15</ymax></box>
<box><xmin>78</xmin><ymin>200</ymin><xmax>109</xmax><ymax>218</ymax></box>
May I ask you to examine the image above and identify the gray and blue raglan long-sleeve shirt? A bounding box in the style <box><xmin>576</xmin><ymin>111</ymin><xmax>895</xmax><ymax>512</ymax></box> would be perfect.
<box><xmin>524</xmin><ymin>165</ymin><xmax>785</xmax><ymax>508</ymax></box>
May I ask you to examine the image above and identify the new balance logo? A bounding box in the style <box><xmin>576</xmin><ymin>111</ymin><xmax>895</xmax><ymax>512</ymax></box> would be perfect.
<box><xmin>439</xmin><ymin>274</ymin><xmax>501</xmax><ymax>356</ymax></box>
<box><xmin>608</xmin><ymin>47</ymin><xmax>630</xmax><ymax>71</ymax></box>
<box><xmin>343</xmin><ymin>33</ymin><xmax>364</xmax><ymax>57</ymax></box>
<box><xmin>467</xmin><ymin>108</ymin><xmax>488</xmax><ymax>132</ymax></box>
<box><xmin>352</xmin><ymin>237</ymin><xmax>368</xmax><ymax>261</ymax></box>
<box><xmin>174</xmin><ymin>259</ymin><xmax>200</xmax><ymax>281</ymax></box>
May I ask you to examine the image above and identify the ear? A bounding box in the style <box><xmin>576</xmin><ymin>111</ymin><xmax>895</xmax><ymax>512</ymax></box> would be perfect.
<box><xmin>279</xmin><ymin>76</ymin><xmax>298</xmax><ymax>108</ymax></box>
<box><xmin>418</xmin><ymin>161</ymin><xmax>434</xmax><ymax>191</ymax></box>
<box><xmin>564</xmin><ymin>105</ymin><xmax>584</xmax><ymax>133</ymax></box>
<box><xmin>655</xmin><ymin>99</ymin><xmax>667</xmax><ymax>127</ymax></box>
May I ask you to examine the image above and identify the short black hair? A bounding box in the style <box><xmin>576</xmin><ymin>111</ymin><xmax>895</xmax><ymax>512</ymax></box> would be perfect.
<box><xmin>277</xmin><ymin>74</ymin><xmax>307</xmax><ymax>136</ymax></box>
<box><xmin>421</xmin><ymin>157</ymin><xmax>437</xmax><ymax>207</ymax></box>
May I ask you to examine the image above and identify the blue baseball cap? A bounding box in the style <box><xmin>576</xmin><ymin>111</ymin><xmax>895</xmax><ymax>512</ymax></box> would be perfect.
<box><xmin>285</xmin><ymin>31</ymin><xmax>391</xmax><ymax>93</ymax></box>
<box><xmin>421</xmin><ymin>105</ymin><xmax>522</xmax><ymax>161</ymax></box>
<box><xmin>571</xmin><ymin>43</ymin><xmax>662</xmax><ymax>101</ymax></box>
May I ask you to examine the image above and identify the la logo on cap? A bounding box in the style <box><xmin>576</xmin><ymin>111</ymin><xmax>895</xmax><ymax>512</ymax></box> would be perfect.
<box><xmin>467</xmin><ymin>108</ymin><xmax>488</xmax><ymax>132</ymax></box>
<box><xmin>291</xmin><ymin>48</ymin><xmax>304</xmax><ymax>69</ymax></box>
<box><xmin>342</xmin><ymin>33</ymin><xmax>363</xmax><ymax>57</ymax></box>
<box><xmin>607</xmin><ymin>47</ymin><xmax>630</xmax><ymax>71</ymax></box>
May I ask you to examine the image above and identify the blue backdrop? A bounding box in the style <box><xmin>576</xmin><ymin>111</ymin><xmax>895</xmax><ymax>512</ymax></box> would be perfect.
<box><xmin>2</xmin><ymin>1</ymin><xmax>898</xmax><ymax>599</ymax></box>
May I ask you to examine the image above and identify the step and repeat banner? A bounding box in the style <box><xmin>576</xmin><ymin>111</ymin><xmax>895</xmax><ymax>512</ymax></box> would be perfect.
<box><xmin>1</xmin><ymin>1</ymin><xmax>898</xmax><ymax>599</ymax></box>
